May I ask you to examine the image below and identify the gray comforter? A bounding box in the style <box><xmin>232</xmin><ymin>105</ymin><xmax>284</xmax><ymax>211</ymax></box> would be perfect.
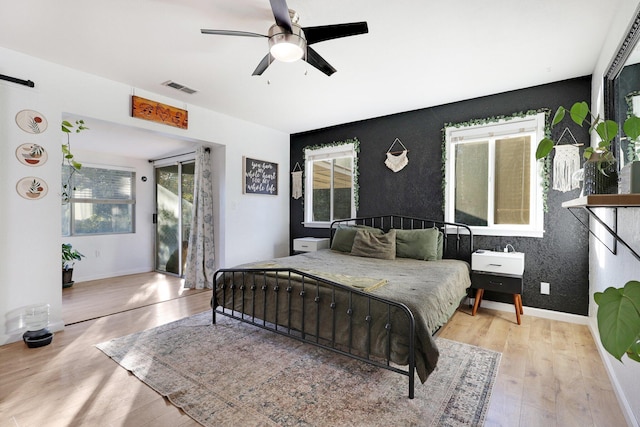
<box><xmin>214</xmin><ymin>249</ymin><xmax>470</xmax><ymax>383</ymax></box>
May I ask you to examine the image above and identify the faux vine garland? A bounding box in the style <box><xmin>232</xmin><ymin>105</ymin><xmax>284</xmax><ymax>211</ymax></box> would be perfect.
<box><xmin>302</xmin><ymin>137</ymin><xmax>360</xmax><ymax>212</ymax></box>
<box><xmin>441</xmin><ymin>109</ymin><xmax>552</xmax><ymax>212</ymax></box>
<box><xmin>625</xmin><ymin>90</ymin><xmax>640</xmax><ymax>162</ymax></box>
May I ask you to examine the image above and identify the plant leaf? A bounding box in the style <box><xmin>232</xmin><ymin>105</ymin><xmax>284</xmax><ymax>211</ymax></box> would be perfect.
<box><xmin>584</xmin><ymin>146</ymin><xmax>594</xmax><ymax>160</ymax></box>
<box><xmin>623</xmin><ymin>116</ymin><xmax>640</xmax><ymax>141</ymax></box>
<box><xmin>536</xmin><ymin>138</ymin><xmax>554</xmax><ymax>160</ymax></box>
<box><xmin>552</xmin><ymin>107</ymin><xmax>566</xmax><ymax>126</ymax></box>
<box><xmin>569</xmin><ymin>102</ymin><xmax>589</xmax><ymax>125</ymax></box>
<box><xmin>595</xmin><ymin>120</ymin><xmax>618</xmax><ymax>143</ymax></box>
<box><xmin>595</xmin><ymin>281</ymin><xmax>640</xmax><ymax>361</ymax></box>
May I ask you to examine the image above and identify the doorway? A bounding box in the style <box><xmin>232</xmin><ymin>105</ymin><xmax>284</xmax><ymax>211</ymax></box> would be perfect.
<box><xmin>155</xmin><ymin>161</ymin><xmax>195</xmax><ymax>276</ymax></box>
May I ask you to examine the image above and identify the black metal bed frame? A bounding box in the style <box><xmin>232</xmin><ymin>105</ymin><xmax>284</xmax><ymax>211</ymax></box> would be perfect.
<box><xmin>212</xmin><ymin>214</ymin><xmax>473</xmax><ymax>399</ymax></box>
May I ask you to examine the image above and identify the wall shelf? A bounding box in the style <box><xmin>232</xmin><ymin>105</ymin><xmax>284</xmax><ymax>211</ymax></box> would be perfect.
<box><xmin>561</xmin><ymin>194</ymin><xmax>640</xmax><ymax>208</ymax></box>
<box><xmin>562</xmin><ymin>194</ymin><xmax>640</xmax><ymax>262</ymax></box>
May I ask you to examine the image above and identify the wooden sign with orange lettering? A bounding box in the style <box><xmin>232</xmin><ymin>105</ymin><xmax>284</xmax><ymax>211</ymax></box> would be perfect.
<box><xmin>131</xmin><ymin>95</ymin><xmax>188</xmax><ymax>129</ymax></box>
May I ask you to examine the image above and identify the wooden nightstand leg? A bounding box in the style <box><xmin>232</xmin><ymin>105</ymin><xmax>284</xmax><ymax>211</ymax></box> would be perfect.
<box><xmin>517</xmin><ymin>294</ymin><xmax>523</xmax><ymax>315</ymax></box>
<box><xmin>513</xmin><ymin>294</ymin><xmax>522</xmax><ymax>325</ymax></box>
<box><xmin>472</xmin><ymin>289</ymin><xmax>484</xmax><ymax>316</ymax></box>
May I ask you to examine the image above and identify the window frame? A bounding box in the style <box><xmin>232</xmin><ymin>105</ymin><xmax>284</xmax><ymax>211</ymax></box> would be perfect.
<box><xmin>303</xmin><ymin>140</ymin><xmax>358</xmax><ymax>228</ymax></box>
<box><xmin>444</xmin><ymin>112</ymin><xmax>546</xmax><ymax>238</ymax></box>
<box><xmin>62</xmin><ymin>163</ymin><xmax>136</xmax><ymax>236</ymax></box>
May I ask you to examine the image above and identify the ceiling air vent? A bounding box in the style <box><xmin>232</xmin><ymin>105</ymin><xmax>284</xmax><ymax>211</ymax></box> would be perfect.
<box><xmin>161</xmin><ymin>80</ymin><xmax>198</xmax><ymax>94</ymax></box>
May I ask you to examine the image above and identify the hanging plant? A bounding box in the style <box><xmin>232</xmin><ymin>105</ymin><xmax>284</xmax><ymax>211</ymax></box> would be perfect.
<box><xmin>61</xmin><ymin>119</ymin><xmax>88</xmax><ymax>203</ymax></box>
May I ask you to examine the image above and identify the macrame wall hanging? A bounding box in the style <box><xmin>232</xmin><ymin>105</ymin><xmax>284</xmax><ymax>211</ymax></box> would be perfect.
<box><xmin>385</xmin><ymin>138</ymin><xmax>409</xmax><ymax>172</ymax></box>
<box><xmin>291</xmin><ymin>162</ymin><xmax>303</xmax><ymax>199</ymax></box>
<box><xmin>552</xmin><ymin>128</ymin><xmax>583</xmax><ymax>192</ymax></box>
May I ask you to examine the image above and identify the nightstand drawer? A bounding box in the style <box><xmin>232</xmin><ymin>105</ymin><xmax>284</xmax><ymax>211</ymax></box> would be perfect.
<box><xmin>293</xmin><ymin>237</ymin><xmax>329</xmax><ymax>252</ymax></box>
<box><xmin>471</xmin><ymin>250</ymin><xmax>524</xmax><ymax>275</ymax></box>
<box><xmin>472</xmin><ymin>272</ymin><xmax>523</xmax><ymax>294</ymax></box>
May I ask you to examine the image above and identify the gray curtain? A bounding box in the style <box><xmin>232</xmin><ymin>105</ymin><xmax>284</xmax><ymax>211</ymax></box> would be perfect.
<box><xmin>184</xmin><ymin>146</ymin><xmax>215</xmax><ymax>289</ymax></box>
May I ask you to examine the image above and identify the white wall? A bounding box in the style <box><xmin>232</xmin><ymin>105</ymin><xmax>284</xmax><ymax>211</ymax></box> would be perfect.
<box><xmin>0</xmin><ymin>46</ymin><xmax>290</xmax><ymax>345</ymax></box>
<box><xmin>591</xmin><ymin>1</ymin><xmax>640</xmax><ymax>425</ymax></box>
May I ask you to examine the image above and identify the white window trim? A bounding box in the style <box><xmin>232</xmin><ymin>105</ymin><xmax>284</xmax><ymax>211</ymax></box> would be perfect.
<box><xmin>444</xmin><ymin>112</ymin><xmax>546</xmax><ymax>238</ymax></box>
<box><xmin>303</xmin><ymin>142</ymin><xmax>356</xmax><ymax>228</ymax></box>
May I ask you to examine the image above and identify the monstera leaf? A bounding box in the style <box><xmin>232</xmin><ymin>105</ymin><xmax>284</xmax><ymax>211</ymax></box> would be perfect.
<box><xmin>594</xmin><ymin>281</ymin><xmax>640</xmax><ymax>361</ymax></box>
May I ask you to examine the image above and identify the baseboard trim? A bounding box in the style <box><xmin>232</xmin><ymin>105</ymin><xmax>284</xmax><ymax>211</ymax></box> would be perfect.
<box><xmin>73</xmin><ymin>268</ymin><xmax>154</xmax><ymax>283</ymax></box>
<box><xmin>587</xmin><ymin>318</ymin><xmax>639</xmax><ymax>427</ymax></box>
<box><xmin>469</xmin><ymin>298</ymin><xmax>589</xmax><ymax>324</ymax></box>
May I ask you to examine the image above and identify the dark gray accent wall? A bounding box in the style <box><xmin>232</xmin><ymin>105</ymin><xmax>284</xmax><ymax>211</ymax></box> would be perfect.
<box><xmin>290</xmin><ymin>77</ymin><xmax>591</xmax><ymax>315</ymax></box>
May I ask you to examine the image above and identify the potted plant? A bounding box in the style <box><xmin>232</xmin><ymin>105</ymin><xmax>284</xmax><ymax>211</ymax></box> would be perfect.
<box><xmin>62</xmin><ymin>243</ymin><xmax>84</xmax><ymax>288</ymax></box>
<box><xmin>536</xmin><ymin>101</ymin><xmax>640</xmax><ymax>194</ymax></box>
<box><xmin>594</xmin><ymin>280</ymin><xmax>640</xmax><ymax>363</ymax></box>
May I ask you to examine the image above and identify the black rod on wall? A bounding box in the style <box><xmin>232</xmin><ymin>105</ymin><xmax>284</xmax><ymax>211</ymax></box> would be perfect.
<box><xmin>148</xmin><ymin>147</ymin><xmax>210</xmax><ymax>163</ymax></box>
<box><xmin>0</xmin><ymin>74</ymin><xmax>35</xmax><ymax>88</ymax></box>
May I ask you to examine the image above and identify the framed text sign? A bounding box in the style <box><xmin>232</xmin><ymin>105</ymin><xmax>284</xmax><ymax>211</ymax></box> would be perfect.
<box><xmin>243</xmin><ymin>157</ymin><xmax>278</xmax><ymax>195</ymax></box>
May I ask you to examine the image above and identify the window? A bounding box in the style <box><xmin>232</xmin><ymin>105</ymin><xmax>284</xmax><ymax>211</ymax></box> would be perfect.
<box><xmin>62</xmin><ymin>165</ymin><xmax>136</xmax><ymax>236</ymax></box>
<box><xmin>444</xmin><ymin>112</ymin><xmax>545</xmax><ymax>237</ymax></box>
<box><xmin>303</xmin><ymin>140</ymin><xmax>358</xmax><ymax>227</ymax></box>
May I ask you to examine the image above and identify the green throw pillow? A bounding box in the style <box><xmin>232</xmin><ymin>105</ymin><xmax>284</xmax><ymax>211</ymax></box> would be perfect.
<box><xmin>331</xmin><ymin>225</ymin><xmax>382</xmax><ymax>252</ymax></box>
<box><xmin>436</xmin><ymin>229</ymin><xmax>444</xmax><ymax>260</ymax></box>
<box><xmin>350</xmin><ymin>229</ymin><xmax>396</xmax><ymax>260</ymax></box>
<box><xmin>395</xmin><ymin>228</ymin><xmax>439</xmax><ymax>261</ymax></box>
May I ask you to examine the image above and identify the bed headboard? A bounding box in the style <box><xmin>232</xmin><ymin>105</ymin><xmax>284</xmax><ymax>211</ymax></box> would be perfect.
<box><xmin>330</xmin><ymin>214</ymin><xmax>474</xmax><ymax>262</ymax></box>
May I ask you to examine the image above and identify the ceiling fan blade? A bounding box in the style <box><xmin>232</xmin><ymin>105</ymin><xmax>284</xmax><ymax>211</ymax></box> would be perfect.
<box><xmin>201</xmin><ymin>29</ymin><xmax>267</xmax><ymax>38</ymax></box>
<box><xmin>305</xmin><ymin>47</ymin><xmax>336</xmax><ymax>76</ymax></box>
<box><xmin>303</xmin><ymin>22</ymin><xmax>368</xmax><ymax>45</ymax></box>
<box><xmin>252</xmin><ymin>53</ymin><xmax>274</xmax><ymax>76</ymax></box>
<box><xmin>269</xmin><ymin>0</ymin><xmax>293</xmax><ymax>33</ymax></box>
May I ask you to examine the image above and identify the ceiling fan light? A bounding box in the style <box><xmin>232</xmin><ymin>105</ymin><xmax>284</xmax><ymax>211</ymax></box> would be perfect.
<box><xmin>270</xmin><ymin>42</ymin><xmax>303</xmax><ymax>62</ymax></box>
<box><xmin>268</xmin><ymin>25</ymin><xmax>306</xmax><ymax>62</ymax></box>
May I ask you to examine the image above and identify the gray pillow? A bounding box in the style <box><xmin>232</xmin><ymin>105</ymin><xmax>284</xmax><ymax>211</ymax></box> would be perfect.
<box><xmin>331</xmin><ymin>225</ymin><xmax>382</xmax><ymax>252</ymax></box>
<box><xmin>395</xmin><ymin>228</ymin><xmax>439</xmax><ymax>261</ymax></box>
<box><xmin>351</xmin><ymin>229</ymin><xmax>396</xmax><ymax>260</ymax></box>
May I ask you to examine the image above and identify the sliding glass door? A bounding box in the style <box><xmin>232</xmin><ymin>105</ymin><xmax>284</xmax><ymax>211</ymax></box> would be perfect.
<box><xmin>155</xmin><ymin>162</ymin><xmax>195</xmax><ymax>276</ymax></box>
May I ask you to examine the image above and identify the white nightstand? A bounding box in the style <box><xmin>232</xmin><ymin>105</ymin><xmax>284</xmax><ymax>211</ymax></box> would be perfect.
<box><xmin>471</xmin><ymin>250</ymin><xmax>525</xmax><ymax>325</ymax></box>
<box><xmin>293</xmin><ymin>237</ymin><xmax>330</xmax><ymax>253</ymax></box>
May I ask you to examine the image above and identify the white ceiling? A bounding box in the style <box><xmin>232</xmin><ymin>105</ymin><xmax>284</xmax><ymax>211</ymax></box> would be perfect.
<box><xmin>0</xmin><ymin>0</ymin><xmax>624</xmax><ymax>148</ymax></box>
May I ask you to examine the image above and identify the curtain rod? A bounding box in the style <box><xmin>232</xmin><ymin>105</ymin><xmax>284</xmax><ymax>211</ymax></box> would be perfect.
<box><xmin>0</xmin><ymin>74</ymin><xmax>35</xmax><ymax>88</ymax></box>
<box><xmin>148</xmin><ymin>147</ymin><xmax>209</xmax><ymax>163</ymax></box>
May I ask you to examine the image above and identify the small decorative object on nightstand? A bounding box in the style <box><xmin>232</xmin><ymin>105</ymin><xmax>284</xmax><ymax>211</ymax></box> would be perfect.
<box><xmin>293</xmin><ymin>237</ymin><xmax>330</xmax><ymax>253</ymax></box>
<box><xmin>471</xmin><ymin>249</ymin><xmax>525</xmax><ymax>325</ymax></box>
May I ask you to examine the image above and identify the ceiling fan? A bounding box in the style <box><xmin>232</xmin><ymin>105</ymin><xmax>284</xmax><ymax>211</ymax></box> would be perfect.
<box><xmin>201</xmin><ymin>0</ymin><xmax>368</xmax><ymax>76</ymax></box>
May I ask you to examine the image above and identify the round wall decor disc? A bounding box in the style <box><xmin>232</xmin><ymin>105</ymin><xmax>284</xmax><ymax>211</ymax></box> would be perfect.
<box><xmin>16</xmin><ymin>143</ymin><xmax>48</xmax><ymax>166</ymax></box>
<box><xmin>15</xmin><ymin>110</ymin><xmax>48</xmax><ymax>134</ymax></box>
<box><xmin>16</xmin><ymin>176</ymin><xmax>48</xmax><ymax>200</ymax></box>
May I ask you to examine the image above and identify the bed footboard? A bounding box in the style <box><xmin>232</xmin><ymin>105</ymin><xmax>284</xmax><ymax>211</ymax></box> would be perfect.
<box><xmin>212</xmin><ymin>268</ymin><xmax>417</xmax><ymax>399</ymax></box>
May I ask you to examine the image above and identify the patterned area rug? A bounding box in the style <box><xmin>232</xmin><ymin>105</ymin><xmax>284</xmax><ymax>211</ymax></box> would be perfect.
<box><xmin>97</xmin><ymin>311</ymin><xmax>500</xmax><ymax>426</ymax></box>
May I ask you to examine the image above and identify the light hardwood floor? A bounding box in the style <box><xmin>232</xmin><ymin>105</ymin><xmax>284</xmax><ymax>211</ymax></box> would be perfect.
<box><xmin>0</xmin><ymin>273</ymin><xmax>627</xmax><ymax>426</ymax></box>
<box><xmin>62</xmin><ymin>272</ymin><xmax>209</xmax><ymax>325</ymax></box>
<box><xmin>438</xmin><ymin>307</ymin><xmax>627</xmax><ymax>426</ymax></box>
